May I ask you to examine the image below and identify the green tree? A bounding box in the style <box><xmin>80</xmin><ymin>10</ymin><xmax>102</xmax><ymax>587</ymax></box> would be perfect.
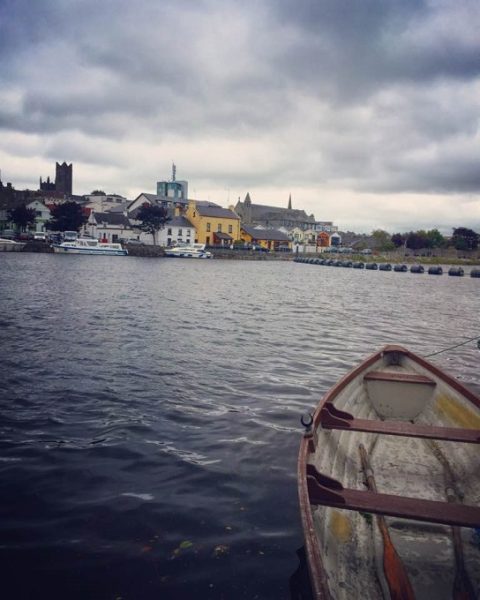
<box><xmin>8</xmin><ymin>204</ymin><xmax>37</xmax><ymax>232</ymax></box>
<box><xmin>136</xmin><ymin>204</ymin><xmax>170</xmax><ymax>245</ymax></box>
<box><xmin>425</xmin><ymin>229</ymin><xmax>446</xmax><ymax>248</ymax></box>
<box><xmin>391</xmin><ymin>233</ymin><xmax>406</xmax><ymax>247</ymax></box>
<box><xmin>404</xmin><ymin>229</ymin><xmax>446</xmax><ymax>250</ymax></box>
<box><xmin>405</xmin><ymin>231</ymin><xmax>427</xmax><ymax>250</ymax></box>
<box><xmin>451</xmin><ymin>227</ymin><xmax>479</xmax><ymax>250</ymax></box>
<box><xmin>371</xmin><ymin>229</ymin><xmax>394</xmax><ymax>251</ymax></box>
<box><xmin>47</xmin><ymin>201</ymin><xmax>87</xmax><ymax>232</ymax></box>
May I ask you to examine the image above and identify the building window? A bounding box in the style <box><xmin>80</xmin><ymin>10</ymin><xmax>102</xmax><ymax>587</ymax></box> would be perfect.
<box><xmin>167</xmin><ymin>238</ymin><xmax>171</xmax><ymax>245</ymax></box>
<box><xmin>178</xmin><ymin>229</ymin><xmax>182</xmax><ymax>236</ymax></box>
<box><xmin>228</xmin><ymin>224</ymin><xmax>232</xmax><ymax>234</ymax></box>
<box><xmin>187</xmin><ymin>229</ymin><xmax>191</xmax><ymax>236</ymax></box>
<box><xmin>217</xmin><ymin>223</ymin><xmax>222</xmax><ymax>233</ymax></box>
<box><xmin>167</xmin><ymin>228</ymin><xmax>172</xmax><ymax>235</ymax></box>
<box><xmin>206</xmin><ymin>223</ymin><xmax>211</xmax><ymax>232</ymax></box>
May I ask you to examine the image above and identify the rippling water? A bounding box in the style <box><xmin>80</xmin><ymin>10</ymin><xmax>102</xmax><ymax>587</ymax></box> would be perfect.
<box><xmin>1</xmin><ymin>254</ymin><xmax>478</xmax><ymax>599</ymax></box>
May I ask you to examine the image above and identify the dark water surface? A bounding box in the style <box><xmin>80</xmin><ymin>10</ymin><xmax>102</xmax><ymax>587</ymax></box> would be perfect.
<box><xmin>1</xmin><ymin>254</ymin><xmax>478</xmax><ymax>599</ymax></box>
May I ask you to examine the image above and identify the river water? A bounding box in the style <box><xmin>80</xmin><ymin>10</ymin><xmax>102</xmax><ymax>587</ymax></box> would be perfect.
<box><xmin>0</xmin><ymin>254</ymin><xmax>478</xmax><ymax>600</ymax></box>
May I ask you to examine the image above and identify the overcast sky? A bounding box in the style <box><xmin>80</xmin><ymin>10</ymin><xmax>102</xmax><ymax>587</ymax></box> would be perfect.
<box><xmin>0</xmin><ymin>0</ymin><xmax>479</xmax><ymax>233</ymax></box>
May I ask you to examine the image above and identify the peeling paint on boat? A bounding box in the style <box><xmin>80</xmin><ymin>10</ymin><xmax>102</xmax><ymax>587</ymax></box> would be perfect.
<box><xmin>436</xmin><ymin>393</ymin><xmax>480</xmax><ymax>429</ymax></box>
<box><xmin>329</xmin><ymin>510</ymin><xmax>353</xmax><ymax>543</ymax></box>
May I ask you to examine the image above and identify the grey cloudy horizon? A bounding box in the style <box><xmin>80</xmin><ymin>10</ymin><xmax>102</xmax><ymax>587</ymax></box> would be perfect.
<box><xmin>0</xmin><ymin>0</ymin><xmax>479</xmax><ymax>234</ymax></box>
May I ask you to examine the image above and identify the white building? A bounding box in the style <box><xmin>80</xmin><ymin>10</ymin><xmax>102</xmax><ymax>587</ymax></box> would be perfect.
<box><xmin>136</xmin><ymin>215</ymin><xmax>196</xmax><ymax>246</ymax></box>
<box><xmin>126</xmin><ymin>193</ymin><xmax>196</xmax><ymax>246</ymax></box>
<box><xmin>26</xmin><ymin>200</ymin><xmax>51</xmax><ymax>232</ymax></box>
<box><xmin>84</xmin><ymin>211</ymin><xmax>133</xmax><ymax>242</ymax></box>
<box><xmin>313</xmin><ymin>221</ymin><xmax>338</xmax><ymax>233</ymax></box>
<box><xmin>83</xmin><ymin>193</ymin><xmax>130</xmax><ymax>214</ymax></box>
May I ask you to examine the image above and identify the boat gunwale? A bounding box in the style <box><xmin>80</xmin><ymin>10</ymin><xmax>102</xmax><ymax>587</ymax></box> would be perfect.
<box><xmin>297</xmin><ymin>344</ymin><xmax>480</xmax><ymax>600</ymax></box>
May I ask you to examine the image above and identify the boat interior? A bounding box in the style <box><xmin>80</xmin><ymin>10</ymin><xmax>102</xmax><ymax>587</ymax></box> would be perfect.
<box><xmin>302</xmin><ymin>346</ymin><xmax>480</xmax><ymax>599</ymax></box>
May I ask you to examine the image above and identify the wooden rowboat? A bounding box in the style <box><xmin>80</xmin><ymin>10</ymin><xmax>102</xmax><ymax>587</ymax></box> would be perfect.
<box><xmin>298</xmin><ymin>345</ymin><xmax>480</xmax><ymax>599</ymax></box>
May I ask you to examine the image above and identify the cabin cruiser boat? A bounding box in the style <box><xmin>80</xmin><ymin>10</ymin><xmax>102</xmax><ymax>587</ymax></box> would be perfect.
<box><xmin>52</xmin><ymin>238</ymin><xmax>128</xmax><ymax>256</ymax></box>
<box><xmin>164</xmin><ymin>243</ymin><xmax>212</xmax><ymax>259</ymax></box>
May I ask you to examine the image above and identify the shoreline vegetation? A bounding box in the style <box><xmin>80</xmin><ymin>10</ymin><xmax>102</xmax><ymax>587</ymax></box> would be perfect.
<box><xmin>15</xmin><ymin>241</ymin><xmax>480</xmax><ymax>265</ymax></box>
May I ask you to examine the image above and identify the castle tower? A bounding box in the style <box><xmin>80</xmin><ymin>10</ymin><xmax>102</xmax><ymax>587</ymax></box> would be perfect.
<box><xmin>39</xmin><ymin>175</ymin><xmax>55</xmax><ymax>192</ymax></box>
<box><xmin>55</xmin><ymin>162</ymin><xmax>72</xmax><ymax>196</ymax></box>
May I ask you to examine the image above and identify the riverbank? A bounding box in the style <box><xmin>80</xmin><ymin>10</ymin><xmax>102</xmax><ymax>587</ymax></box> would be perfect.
<box><xmin>295</xmin><ymin>247</ymin><xmax>480</xmax><ymax>266</ymax></box>
<box><xmin>13</xmin><ymin>242</ymin><xmax>480</xmax><ymax>265</ymax></box>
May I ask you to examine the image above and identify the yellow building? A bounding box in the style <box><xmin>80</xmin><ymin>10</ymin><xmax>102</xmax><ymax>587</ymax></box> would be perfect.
<box><xmin>185</xmin><ymin>200</ymin><xmax>241</xmax><ymax>246</ymax></box>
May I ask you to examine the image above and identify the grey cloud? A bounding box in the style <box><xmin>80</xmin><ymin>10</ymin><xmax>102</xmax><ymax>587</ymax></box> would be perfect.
<box><xmin>0</xmin><ymin>0</ymin><xmax>479</xmax><ymax>229</ymax></box>
<box><xmin>269</xmin><ymin>0</ymin><xmax>480</xmax><ymax>101</ymax></box>
<box><xmin>377</xmin><ymin>154</ymin><xmax>480</xmax><ymax>194</ymax></box>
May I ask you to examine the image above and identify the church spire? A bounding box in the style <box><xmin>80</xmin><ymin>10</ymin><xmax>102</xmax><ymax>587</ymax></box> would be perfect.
<box><xmin>288</xmin><ymin>194</ymin><xmax>292</xmax><ymax>210</ymax></box>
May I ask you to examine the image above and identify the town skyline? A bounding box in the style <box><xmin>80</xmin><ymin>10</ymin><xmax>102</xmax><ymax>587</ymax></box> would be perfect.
<box><xmin>1</xmin><ymin>1</ymin><xmax>479</xmax><ymax>234</ymax></box>
<box><xmin>2</xmin><ymin>162</ymin><xmax>479</xmax><ymax>238</ymax></box>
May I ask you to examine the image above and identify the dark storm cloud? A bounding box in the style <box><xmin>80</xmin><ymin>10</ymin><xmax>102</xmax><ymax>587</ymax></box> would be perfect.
<box><xmin>270</xmin><ymin>0</ymin><xmax>479</xmax><ymax>93</ymax></box>
<box><xmin>0</xmin><ymin>0</ymin><xmax>289</xmax><ymax>137</ymax></box>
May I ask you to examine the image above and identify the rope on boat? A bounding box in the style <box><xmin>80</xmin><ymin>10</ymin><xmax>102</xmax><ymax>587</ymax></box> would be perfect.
<box><xmin>425</xmin><ymin>335</ymin><xmax>480</xmax><ymax>358</ymax></box>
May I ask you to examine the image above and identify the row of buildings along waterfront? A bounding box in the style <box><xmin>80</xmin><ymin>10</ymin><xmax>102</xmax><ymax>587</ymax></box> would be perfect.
<box><xmin>0</xmin><ymin>163</ymin><xmax>340</xmax><ymax>252</ymax></box>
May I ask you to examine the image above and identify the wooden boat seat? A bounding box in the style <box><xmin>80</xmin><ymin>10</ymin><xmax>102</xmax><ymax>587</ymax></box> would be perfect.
<box><xmin>319</xmin><ymin>402</ymin><xmax>480</xmax><ymax>443</ymax></box>
<box><xmin>364</xmin><ymin>369</ymin><xmax>436</xmax><ymax>419</ymax></box>
<box><xmin>364</xmin><ymin>370</ymin><xmax>436</xmax><ymax>385</ymax></box>
<box><xmin>306</xmin><ymin>464</ymin><xmax>480</xmax><ymax>528</ymax></box>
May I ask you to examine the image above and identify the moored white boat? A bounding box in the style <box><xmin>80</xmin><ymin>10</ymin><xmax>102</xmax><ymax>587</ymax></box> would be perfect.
<box><xmin>52</xmin><ymin>238</ymin><xmax>128</xmax><ymax>256</ymax></box>
<box><xmin>298</xmin><ymin>345</ymin><xmax>480</xmax><ymax>600</ymax></box>
<box><xmin>164</xmin><ymin>243</ymin><xmax>212</xmax><ymax>259</ymax></box>
<box><xmin>0</xmin><ymin>237</ymin><xmax>26</xmax><ymax>252</ymax></box>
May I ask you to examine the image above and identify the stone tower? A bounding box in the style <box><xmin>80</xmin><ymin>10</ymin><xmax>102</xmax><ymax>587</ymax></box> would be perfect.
<box><xmin>55</xmin><ymin>162</ymin><xmax>72</xmax><ymax>196</ymax></box>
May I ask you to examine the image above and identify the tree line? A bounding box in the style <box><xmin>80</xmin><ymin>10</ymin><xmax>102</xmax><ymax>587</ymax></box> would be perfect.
<box><xmin>371</xmin><ymin>227</ymin><xmax>479</xmax><ymax>251</ymax></box>
<box><xmin>7</xmin><ymin>202</ymin><xmax>88</xmax><ymax>233</ymax></box>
